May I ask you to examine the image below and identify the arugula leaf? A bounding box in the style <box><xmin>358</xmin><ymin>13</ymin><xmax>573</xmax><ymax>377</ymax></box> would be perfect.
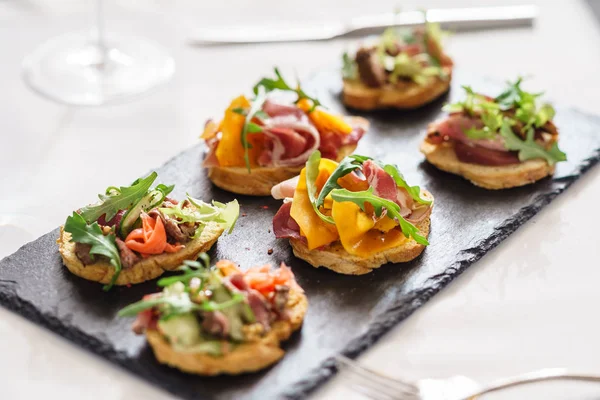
<box><xmin>305</xmin><ymin>151</ymin><xmax>334</xmax><ymax>224</ymax></box>
<box><xmin>64</xmin><ymin>212</ymin><xmax>122</xmax><ymax>291</ymax></box>
<box><xmin>155</xmin><ymin>183</ymin><xmax>174</xmax><ymax>197</ymax></box>
<box><xmin>494</xmin><ymin>77</ymin><xmax>525</xmax><ymax>110</ymax></box>
<box><xmin>315</xmin><ymin>154</ymin><xmax>372</xmax><ymax>209</ymax></box>
<box><xmin>330</xmin><ymin>188</ymin><xmax>429</xmax><ymax>245</ymax></box>
<box><xmin>253</xmin><ymin>67</ymin><xmax>322</xmax><ymax>111</ymax></box>
<box><xmin>342</xmin><ymin>52</ymin><xmax>357</xmax><ymax>80</ymax></box>
<box><xmin>157</xmin><ymin>257</ymin><xmax>211</xmax><ymax>288</ymax></box>
<box><xmin>381</xmin><ymin>164</ymin><xmax>432</xmax><ymax>205</ymax></box>
<box><xmin>499</xmin><ymin>120</ymin><xmax>567</xmax><ymax>165</ymax></box>
<box><xmin>80</xmin><ymin>172</ymin><xmax>158</xmax><ymax>223</ymax></box>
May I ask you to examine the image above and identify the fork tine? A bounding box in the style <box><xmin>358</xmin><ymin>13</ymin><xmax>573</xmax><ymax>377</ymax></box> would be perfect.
<box><xmin>352</xmin><ymin>383</ymin><xmax>400</xmax><ymax>400</ymax></box>
<box><xmin>335</xmin><ymin>355</ymin><xmax>420</xmax><ymax>398</ymax></box>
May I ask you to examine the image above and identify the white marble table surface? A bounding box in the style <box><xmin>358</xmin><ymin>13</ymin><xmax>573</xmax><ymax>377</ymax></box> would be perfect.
<box><xmin>1</xmin><ymin>0</ymin><xmax>599</xmax><ymax>398</ymax></box>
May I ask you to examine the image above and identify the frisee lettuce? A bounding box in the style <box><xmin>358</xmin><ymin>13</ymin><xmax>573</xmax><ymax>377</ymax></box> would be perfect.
<box><xmin>80</xmin><ymin>172</ymin><xmax>158</xmax><ymax>223</ymax></box>
<box><xmin>330</xmin><ymin>188</ymin><xmax>429</xmax><ymax>245</ymax></box>
<box><xmin>64</xmin><ymin>212</ymin><xmax>122</xmax><ymax>291</ymax></box>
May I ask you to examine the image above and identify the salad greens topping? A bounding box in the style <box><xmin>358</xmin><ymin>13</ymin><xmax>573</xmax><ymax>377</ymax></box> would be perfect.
<box><xmin>304</xmin><ymin>151</ymin><xmax>430</xmax><ymax>245</ymax></box>
<box><xmin>118</xmin><ymin>256</ymin><xmax>261</xmax><ymax>355</ymax></box>
<box><xmin>443</xmin><ymin>80</ymin><xmax>567</xmax><ymax>165</ymax></box>
<box><xmin>80</xmin><ymin>172</ymin><xmax>159</xmax><ymax>223</ymax></box>
<box><xmin>499</xmin><ymin>120</ymin><xmax>566</xmax><ymax>165</ymax></box>
<box><xmin>64</xmin><ymin>212</ymin><xmax>121</xmax><ymax>291</ymax></box>
<box><xmin>64</xmin><ymin>172</ymin><xmax>240</xmax><ymax>291</ymax></box>
<box><xmin>118</xmin><ymin>259</ymin><xmax>245</xmax><ymax>320</ymax></box>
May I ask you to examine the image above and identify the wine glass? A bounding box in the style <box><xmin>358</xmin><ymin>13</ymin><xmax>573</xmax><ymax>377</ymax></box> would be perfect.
<box><xmin>21</xmin><ymin>0</ymin><xmax>175</xmax><ymax>106</ymax></box>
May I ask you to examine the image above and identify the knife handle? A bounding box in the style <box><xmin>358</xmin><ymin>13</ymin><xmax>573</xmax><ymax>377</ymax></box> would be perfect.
<box><xmin>346</xmin><ymin>5</ymin><xmax>537</xmax><ymax>35</ymax></box>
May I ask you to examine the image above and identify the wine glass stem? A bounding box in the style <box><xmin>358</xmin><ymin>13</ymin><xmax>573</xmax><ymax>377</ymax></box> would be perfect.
<box><xmin>93</xmin><ymin>0</ymin><xmax>107</xmax><ymax>66</ymax></box>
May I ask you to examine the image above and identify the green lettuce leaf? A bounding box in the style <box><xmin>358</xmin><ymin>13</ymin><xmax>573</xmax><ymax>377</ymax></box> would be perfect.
<box><xmin>183</xmin><ymin>196</ymin><xmax>240</xmax><ymax>234</ymax></box>
<box><xmin>80</xmin><ymin>172</ymin><xmax>158</xmax><ymax>223</ymax></box>
<box><xmin>330</xmin><ymin>188</ymin><xmax>429</xmax><ymax>245</ymax></box>
<box><xmin>499</xmin><ymin>120</ymin><xmax>567</xmax><ymax>165</ymax></box>
<box><xmin>64</xmin><ymin>212</ymin><xmax>122</xmax><ymax>291</ymax></box>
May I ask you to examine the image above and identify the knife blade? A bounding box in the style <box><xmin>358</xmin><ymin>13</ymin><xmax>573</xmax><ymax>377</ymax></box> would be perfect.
<box><xmin>187</xmin><ymin>5</ymin><xmax>537</xmax><ymax>45</ymax></box>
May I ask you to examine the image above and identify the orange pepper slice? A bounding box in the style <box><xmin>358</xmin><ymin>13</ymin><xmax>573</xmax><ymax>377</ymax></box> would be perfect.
<box><xmin>297</xmin><ymin>98</ymin><xmax>353</xmax><ymax>135</ymax></box>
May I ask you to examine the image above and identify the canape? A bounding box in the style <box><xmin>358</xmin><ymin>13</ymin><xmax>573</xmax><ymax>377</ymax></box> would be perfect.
<box><xmin>342</xmin><ymin>16</ymin><xmax>453</xmax><ymax>110</ymax></box>
<box><xmin>421</xmin><ymin>78</ymin><xmax>567</xmax><ymax>189</ymax></box>
<box><xmin>58</xmin><ymin>172</ymin><xmax>239</xmax><ymax>290</ymax></box>
<box><xmin>201</xmin><ymin>68</ymin><xmax>369</xmax><ymax>196</ymax></box>
<box><xmin>118</xmin><ymin>256</ymin><xmax>307</xmax><ymax>375</ymax></box>
<box><xmin>272</xmin><ymin>151</ymin><xmax>433</xmax><ymax>275</ymax></box>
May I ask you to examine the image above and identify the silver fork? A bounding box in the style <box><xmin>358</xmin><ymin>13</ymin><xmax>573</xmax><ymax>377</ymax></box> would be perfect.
<box><xmin>335</xmin><ymin>355</ymin><xmax>600</xmax><ymax>400</ymax></box>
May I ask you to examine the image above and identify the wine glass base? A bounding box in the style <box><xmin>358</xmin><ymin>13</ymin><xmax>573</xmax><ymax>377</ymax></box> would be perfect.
<box><xmin>22</xmin><ymin>32</ymin><xmax>175</xmax><ymax>106</ymax></box>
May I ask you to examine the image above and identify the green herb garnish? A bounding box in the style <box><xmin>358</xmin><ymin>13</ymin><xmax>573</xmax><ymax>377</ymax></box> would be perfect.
<box><xmin>330</xmin><ymin>188</ymin><xmax>429</xmax><ymax>245</ymax></box>
<box><xmin>499</xmin><ymin>120</ymin><xmax>567</xmax><ymax>165</ymax></box>
<box><xmin>443</xmin><ymin>79</ymin><xmax>566</xmax><ymax>164</ymax></box>
<box><xmin>64</xmin><ymin>212</ymin><xmax>122</xmax><ymax>291</ymax></box>
<box><xmin>253</xmin><ymin>67</ymin><xmax>322</xmax><ymax>111</ymax></box>
<box><xmin>81</xmin><ymin>172</ymin><xmax>158</xmax><ymax>223</ymax></box>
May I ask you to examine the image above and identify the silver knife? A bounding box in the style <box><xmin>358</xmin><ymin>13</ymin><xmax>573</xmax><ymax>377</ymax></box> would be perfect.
<box><xmin>187</xmin><ymin>5</ymin><xmax>537</xmax><ymax>45</ymax></box>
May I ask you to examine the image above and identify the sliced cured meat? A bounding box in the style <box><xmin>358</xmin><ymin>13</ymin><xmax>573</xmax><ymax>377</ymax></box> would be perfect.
<box><xmin>272</xmin><ymin>202</ymin><xmax>303</xmax><ymax>241</ymax></box>
<box><xmin>262</xmin><ymin>99</ymin><xmax>306</xmax><ymax>119</ymax></box>
<box><xmin>454</xmin><ymin>141</ymin><xmax>520</xmax><ymax>166</ymax></box>
<box><xmin>260</xmin><ymin>118</ymin><xmax>320</xmax><ymax>167</ymax></box>
<box><xmin>435</xmin><ymin>115</ymin><xmax>506</xmax><ymax>152</ymax></box>
<box><xmin>363</xmin><ymin>160</ymin><xmax>397</xmax><ymax>202</ymax></box>
<box><xmin>271</xmin><ymin>175</ymin><xmax>299</xmax><ymax>200</ymax></box>
<box><xmin>319</xmin><ymin>123</ymin><xmax>365</xmax><ymax>160</ymax></box>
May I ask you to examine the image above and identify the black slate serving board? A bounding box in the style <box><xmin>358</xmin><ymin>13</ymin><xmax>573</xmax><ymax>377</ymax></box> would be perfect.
<box><xmin>1</xmin><ymin>70</ymin><xmax>599</xmax><ymax>400</ymax></box>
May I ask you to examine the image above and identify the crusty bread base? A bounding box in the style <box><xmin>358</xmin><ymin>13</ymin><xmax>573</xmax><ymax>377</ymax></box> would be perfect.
<box><xmin>290</xmin><ymin>217</ymin><xmax>431</xmax><ymax>275</ymax></box>
<box><xmin>420</xmin><ymin>140</ymin><xmax>555</xmax><ymax>190</ymax></box>
<box><xmin>58</xmin><ymin>222</ymin><xmax>224</xmax><ymax>286</ymax></box>
<box><xmin>342</xmin><ymin>72</ymin><xmax>451</xmax><ymax>110</ymax></box>
<box><xmin>207</xmin><ymin>142</ymin><xmax>359</xmax><ymax>196</ymax></box>
<box><xmin>145</xmin><ymin>286</ymin><xmax>308</xmax><ymax>375</ymax></box>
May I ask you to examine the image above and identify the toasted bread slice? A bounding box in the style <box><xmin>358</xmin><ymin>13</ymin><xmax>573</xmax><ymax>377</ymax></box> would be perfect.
<box><xmin>145</xmin><ymin>286</ymin><xmax>307</xmax><ymax>375</ymax></box>
<box><xmin>342</xmin><ymin>71</ymin><xmax>451</xmax><ymax>111</ymax></box>
<box><xmin>207</xmin><ymin>142</ymin><xmax>359</xmax><ymax>196</ymax></box>
<box><xmin>289</xmin><ymin>216</ymin><xmax>431</xmax><ymax>275</ymax></box>
<box><xmin>58</xmin><ymin>222</ymin><xmax>224</xmax><ymax>286</ymax></box>
<box><xmin>420</xmin><ymin>140</ymin><xmax>555</xmax><ymax>190</ymax></box>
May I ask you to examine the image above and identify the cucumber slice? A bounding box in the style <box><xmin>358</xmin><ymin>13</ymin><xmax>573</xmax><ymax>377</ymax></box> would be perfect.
<box><xmin>119</xmin><ymin>189</ymin><xmax>165</xmax><ymax>238</ymax></box>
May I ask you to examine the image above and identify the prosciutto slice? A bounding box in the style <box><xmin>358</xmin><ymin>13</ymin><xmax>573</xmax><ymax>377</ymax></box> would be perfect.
<box><xmin>271</xmin><ymin>175</ymin><xmax>299</xmax><ymax>200</ymax></box>
<box><xmin>435</xmin><ymin>114</ymin><xmax>507</xmax><ymax>152</ymax></box>
<box><xmin>363</xmin><ymin>160</ymin><xmax>432</xmax><ymax>223</ymax></box>
<box><xmin>319</xmin><ymin>120</ymin><xmax>366</xmax><ymax>160</ymax></box>
<box><xmin>262</xmin><ymin>99</ymin><xmax>306</xmax><ymax>119</ymax></box>
<box><xmin>260</xmin><ymin>117</ymin><xmax>320</xmax><ymax>167</ymax></box>
<box><xmin>272</xmin><ymin>202</ymin><xmax>304</xmax><ymax>242</ymax></box>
